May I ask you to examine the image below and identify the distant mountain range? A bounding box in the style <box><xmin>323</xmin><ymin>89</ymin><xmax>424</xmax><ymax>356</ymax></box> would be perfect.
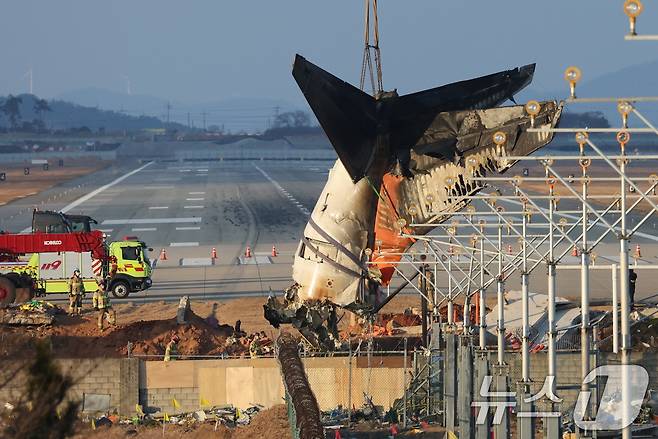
<box><xmin>0</xmin><ymin>94</ymin><xmax>187</xmax><ymax>132</ymax></box>
<box><xmin>518</xmin><ymin>58</ymin><xmax>658</xmax><ymax>127</ymax></box>
<box><xmin>55</xmin><ymin>88</ymin><xmax>302</xmax><ymax>133</ymax></box>
<box><xmin>2</xmin><ymin>58</ymin><xmax>655</xmax><ymax>134</ymax></box>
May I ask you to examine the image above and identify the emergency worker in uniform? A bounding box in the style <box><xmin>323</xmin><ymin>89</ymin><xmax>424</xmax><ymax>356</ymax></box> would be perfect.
<box><xmin>95</xmin><ymin>276</ymin><xmax>116</xmax><ymax>331</ymax></box>
<box><xmin>67</xmin><ymin>269</ymin><xmax>85</xmax><ymax>315</ymax></box>
<box><xmin>109</xmin><ymin>256</ymin><xmax>118</xmax><ymax>278</ymax></box>
<box><xmin>164</xmin><ymin>334</ymin><xmax>180</xmax><ymax>361</ymax></box>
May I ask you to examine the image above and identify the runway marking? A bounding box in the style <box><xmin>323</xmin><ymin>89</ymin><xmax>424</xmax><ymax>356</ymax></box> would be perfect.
<box><xmin>179</xmin><ymin>169</ymin><xmax>192</xmax><ymax>172</ymax></box>
<box><xmin>189</xmin><ymin>191</ymin><xmax>206</xmax><ymax>195</ymax></box>
<box><xmin>149</xmin><ymin>206</ymin><xmax>169</xmax><ymax>210</ymax></box>
<box><xmin>238</xmin><ymin>255</ymin><xmax>272</xmax><ymax>265</ymax></box>
<box><xmin>170</xmin><ymin>242</ymin><xmax>199</xmax><ymax>247</ymax></box>
<box><xmin>180</xmin><ymin>257</ymin><xmax>214</xmax><ymax>267</ymax></box>
<box><xmin>196</xmin><ymin>169</ymin><xmax>209</xmax><ymax>172</ymax></box>
<box><xmin>253</xmin><ymin>164</ymin><xmax>310</xmax><ymax>216</ymax></box>
<box><xmin>184</xmin><ymin>205</ymin><xmax>204</xmax><ymax>209</ymax></box>
<box><xmin>186</xmin><ymin>197</ymin><xmax>205</xmax><ymax>201</ymax></box>
<box><xmin>21</xmin><ymin>161</ymin><xmax>154</xmax><ymax>232</ymax></box>
<box><xmin>61</xmin><ymin>162</ymin><xmax>153</xmax><ymax>212</ymax></box>
<box><xmin>102</xmin><ymin>217</ymin><xmax>202</xmax><ymax>225</ymax></box>
<box><xmin>132</xmin><ymin>227</ymin><xmax>157</xmax><ymax>232</ymax></box>
<box><xmin>176</xmin><ymin>226</ymin><xmax>201</xmax><ymax>230</ymax></box>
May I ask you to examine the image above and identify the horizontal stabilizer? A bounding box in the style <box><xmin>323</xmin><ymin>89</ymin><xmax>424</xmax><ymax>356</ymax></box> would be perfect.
<box><xmin>293</xmin><ymin>55</ymin><xmax>538</xmax><ymax>182</ymax></box>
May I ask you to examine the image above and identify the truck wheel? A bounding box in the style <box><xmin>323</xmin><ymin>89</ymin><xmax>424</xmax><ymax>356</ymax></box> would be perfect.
<box><xmin>0</xmin><ymin>277</ymin><xmax>17</xmax><ymax>305</ymax></box>
<box><xmin>111</xmin><ymin>281</ymin><xmax>130</xmax><ymax>299</ymax></box>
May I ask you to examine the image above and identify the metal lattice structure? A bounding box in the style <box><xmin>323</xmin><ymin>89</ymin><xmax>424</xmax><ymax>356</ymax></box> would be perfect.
<box><xmin>375</xmin><ymin>4</ymin><xmax>658</xmax><ymax>438</ymax></box>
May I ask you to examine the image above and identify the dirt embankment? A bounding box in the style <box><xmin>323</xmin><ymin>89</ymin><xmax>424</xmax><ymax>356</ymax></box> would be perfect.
<box><xmin>0</xmin><ymin>303</ymin><xmax>242</xmax><ymax>359</ymax></box>
<box><xmin>0</xmin><ymin>294</ymin><xmax>428</xmax><ymax>359</ymax></box>
<box><xmin>0</xmin><ymin>158</ymin><xmax>108</xmax><ymax>205</ymax></box>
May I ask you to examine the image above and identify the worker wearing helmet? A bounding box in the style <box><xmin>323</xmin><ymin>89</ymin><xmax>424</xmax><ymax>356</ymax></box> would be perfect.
<box><xmin>109</xmin><ymin>256</ymin><xmax>118</xmax><ymax>278</ymax></box>
<box><xmin>164</xmin><ymin>334</ymin><xmax>180</xmax><ymax>361</ymax></box>
<box><xmin>95</xmin><ymin>276</ymin><xmax>116</xmax><ymax>332</ymax></box>
<box><xmin>67</xmin><ymin>269</ymin><xmax>85</xmax><ymax>315</ymax></box>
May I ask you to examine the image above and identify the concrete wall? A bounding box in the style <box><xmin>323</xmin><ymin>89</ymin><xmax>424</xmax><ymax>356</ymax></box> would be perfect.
<box><xmin>139</xmin><ymin>356</ymin><xmax>408</xmax><ymax>414</ymax></box>
<box><xmin>1</xmin><ymin>352</ymin><xmax>656</xmax><ymax>417</ymax></box>
<box><xmin>0</xmin><ymin>358</ymin><xmax>138</xmax><ymax>415</ymax></box>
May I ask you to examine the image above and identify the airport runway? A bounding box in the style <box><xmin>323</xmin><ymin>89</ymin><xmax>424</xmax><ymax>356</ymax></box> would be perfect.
<box><xmin>0</xmin><ymin>159</ymin><xmax>331</xmax><ymax>303</ymax></box>
<box><xmin>1</xmin><ymin>157</ymin><xmax>657</xmax><ymax>306</ymax></box>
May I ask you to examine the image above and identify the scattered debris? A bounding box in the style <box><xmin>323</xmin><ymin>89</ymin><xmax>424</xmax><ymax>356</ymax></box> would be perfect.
<box><xmin>177</xmin><ymin>295</ymin><xmax>191</xmax><ymax>325</ymax></box>
<box><xmin>75</xmin><ymin>404</ymin><xmax>293</xmax><ymax>438</ymax></box>
<box><xmin>0</xmin><ymin>300</ymin><xmax>60</xmax><ymax>326</ymax></box>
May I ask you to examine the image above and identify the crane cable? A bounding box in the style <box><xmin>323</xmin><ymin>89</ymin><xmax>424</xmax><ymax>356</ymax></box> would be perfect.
<box><xmin>359</xmin><ymin>0</ymin><xmax>384</xmax><ymax>96</ymax></box>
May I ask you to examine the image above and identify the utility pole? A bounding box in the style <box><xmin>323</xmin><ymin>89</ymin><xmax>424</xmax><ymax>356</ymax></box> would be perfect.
<box><xmin>166</xmin><ymin>102</ymin><xmax>171</xmax><ymax>124</ymax></box>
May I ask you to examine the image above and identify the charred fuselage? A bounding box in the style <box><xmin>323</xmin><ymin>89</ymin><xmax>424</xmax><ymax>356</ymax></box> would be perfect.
<box><xmin>264</xmin><ymin>55</ymin><xmax>562</xmax><ymax>348</ymax></box>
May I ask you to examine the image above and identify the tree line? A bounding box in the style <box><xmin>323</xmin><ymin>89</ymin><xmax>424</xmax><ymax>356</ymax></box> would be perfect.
<box><xmin>0</xmin><ymin>95</ymin><xmax>51</xmax><ymax>132</ymax></box>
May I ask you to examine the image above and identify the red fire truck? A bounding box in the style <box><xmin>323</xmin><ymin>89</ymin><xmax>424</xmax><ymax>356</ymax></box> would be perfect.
<box><xmin>0</xmin><ymin>230</ymin><xmax>153</xmax><ymax>304</ymax></box>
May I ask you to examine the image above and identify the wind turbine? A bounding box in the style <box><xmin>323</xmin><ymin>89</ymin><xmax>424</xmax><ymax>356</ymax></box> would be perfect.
<box><xmin>23</xmin><ymin>68</ymin><xmax>33</xmax><ymax>94</ymax></box>
<box><xmin>121</xmin><ymin>74</ymin><xmax>132</xmax><ymax>95</ymax></box>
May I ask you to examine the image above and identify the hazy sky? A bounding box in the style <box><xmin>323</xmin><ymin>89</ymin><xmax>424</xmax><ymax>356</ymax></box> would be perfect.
<box><xmin>2</xmin><ymin>1</ymin><xmax>656</xmax><ymax>107</ymax></box>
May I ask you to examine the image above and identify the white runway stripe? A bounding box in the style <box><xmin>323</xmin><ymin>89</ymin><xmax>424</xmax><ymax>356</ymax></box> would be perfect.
<box><xmin>175</xmin><ymin>226</ymin><xmax>201</xmax><ymax>230</ymax></box>
<box><xmin>254</xmin><ymin>164</ymin><xmax>311</xmax><ymax>216</ymax></box>
<box><xmin>186</xmin><ymin>197</ymin><xmax>205</xmax><ymax>201</ymax></box>
<box><xmin>189</xmin><ymin>191</ymin><xmax>206</xmax><ymax>195</ymax></box>
<box><xmin>149</xmin><ymin>206</ymin><xmax>169</xmax><ymax>210</ymax></box>
<box><xmin>102</xmin><ymin>217</ymin><xmax>202</xmax><ymax>225</ymax></box>
<box><xmin>132</xmin><ymin>227</ymin><xmax>157</xmax><ymax>232</ymax></box>
<box><xmin>21</xmin><ymin>161</ymin><xmax>154</xmax><ymax>232</ymax></box>
<box><xmin>184</xmin><ymin>205</ymin><xmax>204</xmax><ymax>209</ymax></box>
<box><xmin>170</xmin><ymin>242</ymin><xmax>199</xmax><ymax>247</ymax></box>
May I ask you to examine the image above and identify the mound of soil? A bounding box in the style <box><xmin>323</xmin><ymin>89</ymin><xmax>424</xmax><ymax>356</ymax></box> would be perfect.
<box><xmin>0</xmin><ymin>309</ymin><xmax>247</xmax><ymax>359</ymax></box>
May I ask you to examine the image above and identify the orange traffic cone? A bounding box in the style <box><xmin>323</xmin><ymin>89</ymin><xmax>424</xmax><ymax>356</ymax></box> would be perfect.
<box><xmin>571</xmin><ymin>246</ymin><xmax>579</xmax><ymax>257</ymax></box>
<box><xmin>271</xmin><ymin>245</ymin><xmax>278</xmax><ymax>257</ymax></box>
<box><xmin>245</xmin><ymin>246</ymin><xmax>252</xmax><ymax>258</ymax></box>
<box><xmin>634</xmin><ymin>244</ymin><xmax>642</xmax><ymax>259</ymax></box>
<box><xmin>211</xmin><ymin>247</ymin><xmax>217</xmax><ymax>259</ymax></box>
<box><xmin>159</xmin><ymin>248</ymin><xmax>167</xmax><ymax>261</ymax></box>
